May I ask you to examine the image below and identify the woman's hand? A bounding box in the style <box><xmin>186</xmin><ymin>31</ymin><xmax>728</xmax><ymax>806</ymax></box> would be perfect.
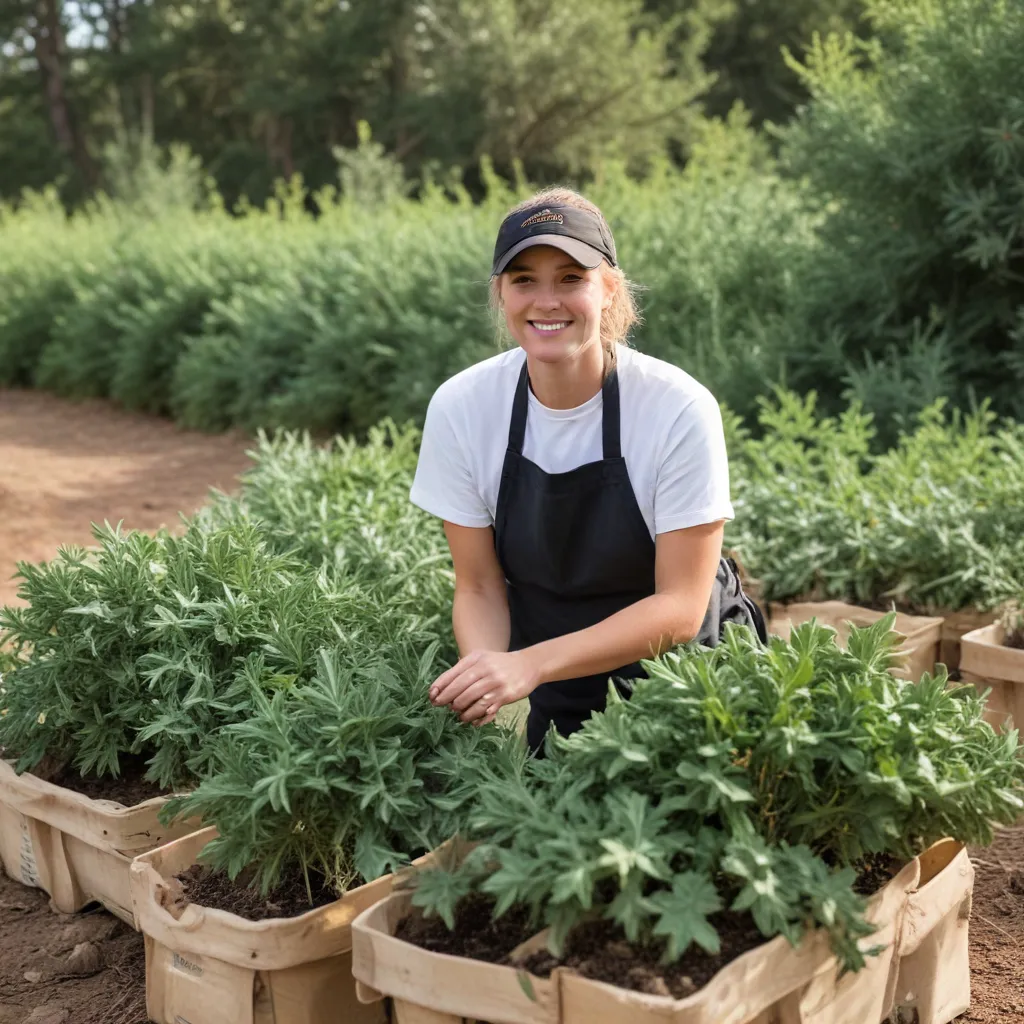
<box><xmin>429</xmin><ymin>650</ymin><xmax>541</xmax><ymax>726</ymax></box>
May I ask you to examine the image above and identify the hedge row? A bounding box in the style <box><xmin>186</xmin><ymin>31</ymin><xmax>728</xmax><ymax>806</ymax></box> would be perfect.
<box><xmin>0</xmin><ymin>154</ymin><xmax>808</xmax><ymax>436</ymax></box>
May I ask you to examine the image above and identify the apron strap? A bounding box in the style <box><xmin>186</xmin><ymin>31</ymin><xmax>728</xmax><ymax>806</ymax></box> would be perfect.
<box><xmin>507</xmin><ymin>360</ymin><xmax>530</xmax><ymax>455</ymax></box>
<box><xmin>507</xmin><ymin>359</ymin><xmax>623</xmax><ymax>459</ymax></box>
<box><xmin>601</xmin><ymin>368</ymin><xmax>622</xmax><ymax>459</ymax></box>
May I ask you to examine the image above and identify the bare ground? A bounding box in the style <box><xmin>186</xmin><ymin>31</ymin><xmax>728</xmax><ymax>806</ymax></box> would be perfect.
<box><xmin>0</xmin><ymin>389</ymin><xmax>251</xmax><ymax>607</ymax></box>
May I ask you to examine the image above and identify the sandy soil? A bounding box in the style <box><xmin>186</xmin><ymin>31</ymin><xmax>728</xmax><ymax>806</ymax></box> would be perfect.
<box><xmin>0</xmin><ymin>390</ymin><xmax>251</xmax><ymax>607</ymax></box>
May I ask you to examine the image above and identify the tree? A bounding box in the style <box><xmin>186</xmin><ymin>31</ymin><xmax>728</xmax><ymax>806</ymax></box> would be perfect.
<box><xmin>779</xmin><ymin>0</ymin><xmax>1024</xmax><ymax>433</ymax></box>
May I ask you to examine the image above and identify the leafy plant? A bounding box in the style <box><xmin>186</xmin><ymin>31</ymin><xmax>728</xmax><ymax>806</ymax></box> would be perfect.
<box><xmin>726</xmin><ymin>391</ymin><xmax>1024</xmax><ymax>610</ymax></box>
<box><xmin>412</xmin><ymin>618</ymin><xmax>1024</xmax><ymax>971</ymax></box>
<box><xmin>0</xmin><ymin>512</ymin><xmax>449</xmax><ymax>789</ymax></box>
<box><xmin>208</xmin><ymin>423</ymin><xmax>456</xmax><ymax>655</ymax></box>
<box><xmin>163</xmin><ymin>643</ymin><xmax>525</xmax><ymax>896</ymax></box>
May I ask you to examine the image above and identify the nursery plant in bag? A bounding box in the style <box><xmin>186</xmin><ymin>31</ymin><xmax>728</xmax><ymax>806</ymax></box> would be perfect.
<box><xmin>406</xmin><ymin>617</ymin><xmax>1024</xmax><ymax>996</ymax></box>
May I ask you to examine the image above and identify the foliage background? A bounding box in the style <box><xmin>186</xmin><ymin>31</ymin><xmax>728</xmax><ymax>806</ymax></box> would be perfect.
<box><xmin>2</xmin><ymin>0</ymin><xmax>1021</xmax><ymax>443</ymax></box>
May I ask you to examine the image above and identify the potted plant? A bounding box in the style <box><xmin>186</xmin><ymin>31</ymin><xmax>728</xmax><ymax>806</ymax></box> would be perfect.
<box><xmin>768</xmin><ymin>601</ymin><xmax>943</xmax><ymax>682</ymax></box>
<box><xmin>959</xmin><ymin>604</ymin><xmax>1024</xmax><ymax>730</ymax></box>
<box><xmin>727</xmin><ymin>393</ymin><xmax>1022</xmax><ymax>674</ymax></box>
<box><xmin>0</xmin><ymin>512</ymin><xmax>448</xmax><ymax>924</ymax></box>
<box><xmin>353</xmin><ymin>619</ymin><xmax>1023</xmax><ymax>1024</ymax></box>
<box><xmin>131</xmin><ymin>646</ymin><xmax>523</xmax><ymax>1024</ymax></box>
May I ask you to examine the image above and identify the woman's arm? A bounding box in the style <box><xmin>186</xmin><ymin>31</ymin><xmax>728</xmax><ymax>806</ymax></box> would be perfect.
<box><xmin>431</xmin><ymin>520</ymin><xmax>725</xmax><ymax>722</ymax></box>
<box><xmin>444</xmin><ymin>522</ymin><xmax>511</xmax><ymax>656</ymax></box>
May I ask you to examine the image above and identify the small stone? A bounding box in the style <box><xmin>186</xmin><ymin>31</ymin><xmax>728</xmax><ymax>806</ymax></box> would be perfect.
<box><xmin>53</xmin><ymin>917</ymin><xmax>117</xmax><ymax>953</ymax></box>
<box><xmin>647</xmin><ymin>970</ymin><xmax>671</xmax><ymax>995</ymax></box>
<box><xmin>605</xmin><ymin>941</ymin><xmax>634</xmax><ymax>959</ymax></box>
<box><xmin>63</xmin><ymin>941</ymin><xmax>103</xmax><ymax>977</ymax></box>
<box><xmin>22</xmin><ymin>971</ymin><xmax>42</xmax><ymax>984</ymax></box>
<box><xmin>24</xmin><ymin>1007</ymin><xmax>70</xmax><ymax>1024</ymax></box>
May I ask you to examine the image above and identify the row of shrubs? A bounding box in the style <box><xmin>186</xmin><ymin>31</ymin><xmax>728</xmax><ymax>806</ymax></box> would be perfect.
<box><xmin>1</xmin><ymin>405</ymin><xmax>1022</xmax><ymax>979</ymax></box>
<box><xmin>0</xmin><ymin>0</ymin><xmax>1021</xmax><ymax>441</ymax></box>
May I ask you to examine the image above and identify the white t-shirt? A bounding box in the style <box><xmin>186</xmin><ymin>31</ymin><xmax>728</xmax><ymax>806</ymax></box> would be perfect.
<box><xmin>410</xmin><ymin>345</ymin><xmax>734</xmax><ymax>538</ymax></box>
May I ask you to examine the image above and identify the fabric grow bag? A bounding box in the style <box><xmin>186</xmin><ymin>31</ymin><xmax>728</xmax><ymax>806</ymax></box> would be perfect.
<box><xmin>959</xmin><ymin>623</ymin><xmax>1024</xmax><ymax>731</ymax></box>
<box><xmin>130</xmin><ymin>826</ymin><xmax>416</xmax><ymax>1024</ymax></box>
<box><xmin>351</xmin><ymin>854</ymin><xmax>968</xmax><ymax>1024</ymax></box>
<box><xmin>0</xmin><ymin>758</ymin><xmax>198</xmax><ymax>925</ymax></box>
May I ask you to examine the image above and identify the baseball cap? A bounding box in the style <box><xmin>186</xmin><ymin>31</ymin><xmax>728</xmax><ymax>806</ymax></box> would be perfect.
<box><xmin>491</xmin><ymin>204</ymin><xmax>618</xmax><ymax>277</ymax></box>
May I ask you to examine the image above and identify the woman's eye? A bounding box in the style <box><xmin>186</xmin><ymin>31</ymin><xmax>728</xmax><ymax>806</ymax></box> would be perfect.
<box><xmin>511</xmin><ymin>275</ymin><xmax>532</xmax><ymax>285</ymax></box>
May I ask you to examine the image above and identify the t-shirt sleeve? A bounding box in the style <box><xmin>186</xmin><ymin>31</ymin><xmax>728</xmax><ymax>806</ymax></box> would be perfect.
<box><xmin>410</xmin><ymin>389</ymin><xmax>493</xmax><ymax>528</ymax></box>
<box><xmin>654</xmin><ymin>390</ymin><xmax>734</xmax><ymax>534</ymax></box>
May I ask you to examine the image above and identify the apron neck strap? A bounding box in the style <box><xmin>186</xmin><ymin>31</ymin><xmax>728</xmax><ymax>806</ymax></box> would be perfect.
<box><xmin>507</xmin><ymin>359</ymin><xmax>622</xmax><ymax>459</ymax></box>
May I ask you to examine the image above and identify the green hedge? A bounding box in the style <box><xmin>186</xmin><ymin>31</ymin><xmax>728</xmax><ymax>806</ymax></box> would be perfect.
<box><xmin>0</xmin><ymin>149</ymin><xmax>813</xmax><ymax>435</ymax></box>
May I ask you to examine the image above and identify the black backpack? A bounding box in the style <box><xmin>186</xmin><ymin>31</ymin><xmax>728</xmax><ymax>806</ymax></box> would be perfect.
<box><xmin>695</xmin><ymin>556</ymin><xmax>768</xmax><ymax>647</ymax></box>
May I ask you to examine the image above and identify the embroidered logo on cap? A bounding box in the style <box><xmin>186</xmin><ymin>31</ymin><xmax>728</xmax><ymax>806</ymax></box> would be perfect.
<box><xmin>520</xmin><ymin>208</ymin><xmax>564</xmax><ymax>229</ymax></box>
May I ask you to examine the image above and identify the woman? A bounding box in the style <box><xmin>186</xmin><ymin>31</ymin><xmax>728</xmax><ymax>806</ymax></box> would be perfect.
<box><xmin>411</xmin><ymin>187</ymin><xmax>760</xmax><ymax>753</ymax></box>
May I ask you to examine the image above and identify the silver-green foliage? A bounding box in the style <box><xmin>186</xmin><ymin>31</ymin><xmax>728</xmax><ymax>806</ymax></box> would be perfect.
<box><xmin>162</xmin><ymin>644</ymin><xmax>525</xmax><ymax>896</ymax></box>
<box><xmin>726</xmin><ymin>391</ymin><xmax>1024</xmax><ymax>609</ymax></box>
<box><xmin>412</xmin><ymin>618</ymin><xmax>1024</xmax><ymax>970</ymax></box>
<box><xmin>0</xmin><ymin>513</ymin><xmax>445</xmax><ymax>789</ymax></box>
<box><xmin>208</xmin><ymin>421</ymin><xmax>457</xmax><ymax>661</ymax></box>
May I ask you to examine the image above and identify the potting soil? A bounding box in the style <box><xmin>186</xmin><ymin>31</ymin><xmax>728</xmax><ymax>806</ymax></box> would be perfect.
<box><xmin>394</xmin><ymin>892</ymin><xmax>536</xmax><ymax>963</ymax></box>
<box><xmin>176</xmin><ymin>863</ymin><xmax>340</xmax><ymax>921</ymax></box>
<box><xmin>852</xmin><ymin>853</ymin><xmax>903</xmax><ymax>896</ymax></box>
<box><xmin>46</xmin><ymin>754</ymin><xmax>168</xmax><ymax>807</ymax></box>
<box><xmin>520</xmin><ymin>913</ymin><xmax>765</xmax><ymax>999</ymax></box>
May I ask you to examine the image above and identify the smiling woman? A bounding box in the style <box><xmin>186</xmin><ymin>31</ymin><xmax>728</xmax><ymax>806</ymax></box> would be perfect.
<box><xmin>411</xmin><ymin>187</ymin><xmax>765</xmax><ymax>753</ymax></box>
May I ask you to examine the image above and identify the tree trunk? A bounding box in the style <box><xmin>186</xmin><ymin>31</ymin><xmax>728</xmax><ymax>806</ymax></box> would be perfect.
<box><xmin>32</xmin><ymin>0</ymin><xmax>97</xmax><ymax>186</ymax></box>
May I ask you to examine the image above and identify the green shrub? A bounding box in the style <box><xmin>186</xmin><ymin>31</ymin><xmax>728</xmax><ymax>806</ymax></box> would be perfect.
<box><xmin>0</xmin><ymin>513</ymin><xmax>452</xmax><ymax>789</ymax></box>
<box><xmin>0</xmin><ymin>143</ymin><xmax>810</xmax><ymax>435</ymax></box>
<box><xmin>726</xmin><ymin>391</ymin><xmax>1024</xmax><ymax>609</ymax></box>
<box><xmin>412</xmin><ymin>619</ymin><xmax>1024</xmax><ymax>970</ymax></box>
<box><xmin>163</xmin><ymin>646</ymin><xmax>524</xmax><ymax>894</ymax></box>
<box><xmin>779</xmin><ymin>0</ymin><xmax>1024</xmax><ymax>433</ymax></box>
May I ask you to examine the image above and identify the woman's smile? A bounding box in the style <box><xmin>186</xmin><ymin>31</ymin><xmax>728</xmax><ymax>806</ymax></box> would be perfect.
<box><xmin>529</xmin><ymin>319</ymin><xmax>573</xmax><ymax>336</ymax></box>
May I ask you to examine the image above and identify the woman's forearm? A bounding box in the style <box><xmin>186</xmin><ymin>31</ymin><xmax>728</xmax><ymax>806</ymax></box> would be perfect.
<box><xmin>452</xmin><ymin>583</ymin><xmax>511</xmax><ymax>657</ymax></box>
<box><xmin>525</xmin><ymin>591</ymin><xmax>703</xmax><ymax>686</ymax></box>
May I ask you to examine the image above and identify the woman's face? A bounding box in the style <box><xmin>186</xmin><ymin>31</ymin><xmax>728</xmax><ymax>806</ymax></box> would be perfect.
<box><xmin>498</xmin><ymin>245</ymin><xmax>615</xmax><ymax>366</ymax></box>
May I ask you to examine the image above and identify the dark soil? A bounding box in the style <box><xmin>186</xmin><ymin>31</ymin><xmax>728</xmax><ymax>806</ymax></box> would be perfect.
<box><xmin>852</xmin><ymin>852</ymin><xmax>903</xmax><ymax>896</ymax></box>
<box><xmin>1003</xmin><ymin>628</ymin><xmax>1024</xmax><ymax>650</ymax></box>
<box><xmin>0</xmin><ymin>868</ymin><xmax>148</xmax><ymax>1024</ymax></box>
<box><xmin>395</xmin><ymin>892</ymin><xmax>536</xmax><ymax>963</ymax></box>
<box><xmin>177</xmin><ymin>863</ymin><xmax>340</xmax><ymax>922</ymax></box>
<box><xmin>395</xmin><ymin>854</ymin><xmax>920</xmax><ymax>1001</ymax></box>
<box><xmin>520</xmin><ymin>913</ymin><xmax>766</xmax><ymax>1000</ymax></box>
<box><xmin>46</xmin><ymin>754</ymin><xmax>168</xmax><ymax>808</ymax></box>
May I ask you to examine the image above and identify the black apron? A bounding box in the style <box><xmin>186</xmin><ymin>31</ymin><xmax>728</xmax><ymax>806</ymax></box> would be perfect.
<box><xmin>494</xmin><ymin>361</ymin><xmax>656</xmax><ymax>753</ymax></box>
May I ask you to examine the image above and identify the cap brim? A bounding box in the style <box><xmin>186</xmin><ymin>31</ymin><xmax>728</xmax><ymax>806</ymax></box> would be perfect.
<box><xmin>491</xmin><ymin>235</ymin><xmax>606</xmax><ymax>277</ymax></box>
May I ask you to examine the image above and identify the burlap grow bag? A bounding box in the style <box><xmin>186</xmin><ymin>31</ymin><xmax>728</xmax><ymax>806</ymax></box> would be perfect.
<box><xmin>352</xmin><ymin>889</ymin><xmax>558</xmax><ymax>1024</ymax></box>
<box><xmin>958</xmin><ymin>623</ymin><xmax>1024</xmax><ymax>731</ymax></box>
<box><xmin>351</xmin><ymin>861</ymin><xmax>921</xmax><ymax>1024</ymax></box>
<box><xmin>0</xmin><ymin>758</ymin><xmax>198</xmax><ymax>925</ymax></box>
<box><xmin>888</xmin><ymin>840</ymin><xmax>974</xmax><ymax>1024</ymax></box>
<box><xmin>769</xmin><ymin>602</ymin><xmax>943</xmax><ymax>682</ymax></box>
<box><xmin>130</xmin><ymin>826</ymin><xmax>397</xmax><ymax>1024</ymax></box>
<box><xmin>935</xmin><ymin>609</ymin><xmax>999</xmax><ymax>674</ymax></box>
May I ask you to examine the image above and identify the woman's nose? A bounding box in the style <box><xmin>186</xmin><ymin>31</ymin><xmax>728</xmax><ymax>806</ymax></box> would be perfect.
<box><xmin>533</xmin><ymin>287</ymin><xmax>561</xmax><ymax>310</ymax></box>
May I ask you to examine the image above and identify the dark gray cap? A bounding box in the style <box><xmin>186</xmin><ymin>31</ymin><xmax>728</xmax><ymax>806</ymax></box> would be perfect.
<box><xmin>491</xmin><ymin>204</ymin><xmax>617</xmax><ymax>277</ymax></box>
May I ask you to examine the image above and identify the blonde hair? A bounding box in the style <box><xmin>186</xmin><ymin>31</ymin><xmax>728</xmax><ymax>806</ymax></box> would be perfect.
<box><xmin>489</xmin><ymin>187</ymin><xmax>642</xmax><ymax>364</ymax></box>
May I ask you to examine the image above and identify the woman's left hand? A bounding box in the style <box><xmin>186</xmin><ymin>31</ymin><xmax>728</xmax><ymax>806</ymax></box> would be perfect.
<box><xmin>429</xmin><ymin>650</ymin><xmax>541</xmax><ymax>725</ymax></box>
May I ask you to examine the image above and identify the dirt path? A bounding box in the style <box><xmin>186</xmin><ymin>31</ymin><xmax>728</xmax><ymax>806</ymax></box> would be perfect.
<box><xmin>0</xmin><ymin>390</ymin><xmax>252</xmax><ymax>607</ymax></box>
